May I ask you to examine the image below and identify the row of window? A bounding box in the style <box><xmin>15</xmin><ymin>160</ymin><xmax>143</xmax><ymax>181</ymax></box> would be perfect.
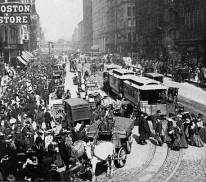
<box><xmin>124</xmin><ymin>85</ymin><xmax>139</xmax><ymax>100</ymax></box>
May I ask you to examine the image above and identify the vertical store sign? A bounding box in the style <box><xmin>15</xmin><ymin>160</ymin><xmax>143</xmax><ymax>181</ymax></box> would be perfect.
<box><xmin>0</xmin><ymin>3</ymin><xmax>31</xmax><ymax>24</ymax></box>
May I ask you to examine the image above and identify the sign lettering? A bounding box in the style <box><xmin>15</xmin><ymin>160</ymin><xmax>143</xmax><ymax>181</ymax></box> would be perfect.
<box><xmin>0</xmin><ymin>3</ymin><xmax>31</xmax><ymax>25</ymax></box>
<box><xmin>0</xmin><ymin>15</ymin><xmax>31</xmax><ymax>24</ymax></box>
<box><xmin>0</xmin><ymin>4</ymin><xmax>31</xmax><ymax>13</ymax></box>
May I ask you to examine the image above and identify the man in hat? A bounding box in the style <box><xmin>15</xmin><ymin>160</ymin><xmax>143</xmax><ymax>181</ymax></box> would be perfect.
<box><xmin>131</xmin><ymin>105</ymin><xmax>141</xmax><ymax>126</ymax></box>
<box><xmin>139</xmin><ymin>113</ymin><xmax>150</xmax><ymax>145</ymax></box>
<box><xmin>31</xmin><ymin>136</ymin><xmax>45</xmax><ymax>167</ymax></box>
<box><xmin>44</xmin><ymin>109</ymin><xmax>52</xmax><ymax>130</ymax></box>
<box><xmin>151</xmin><ymin>110</ymin><xmax>161</xmax><ymax>131</ymax></box>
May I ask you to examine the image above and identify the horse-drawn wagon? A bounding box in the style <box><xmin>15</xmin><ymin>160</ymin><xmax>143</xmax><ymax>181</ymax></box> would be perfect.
<box><xmin>87</xmin><ymin>116</ymin><xmax>134</xmax><ymax>167</ymax></box>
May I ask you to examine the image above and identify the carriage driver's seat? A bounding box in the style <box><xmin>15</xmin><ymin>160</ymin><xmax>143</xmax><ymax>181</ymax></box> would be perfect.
<box><xmin>99</xmin><ymin>116</ymin><xmax>115</xmax><ymax>141</ymax></box>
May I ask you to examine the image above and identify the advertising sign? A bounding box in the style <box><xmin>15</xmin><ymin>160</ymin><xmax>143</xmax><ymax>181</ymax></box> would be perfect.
<box><xmin>0</xmin><ymin>15</ymin><xmax>30</xmax><ymax>24</ymax></box>
<box><xmin>0</xmin><ymin>3</ymin><xmax>31</xmax><ymax>25</ymax></box>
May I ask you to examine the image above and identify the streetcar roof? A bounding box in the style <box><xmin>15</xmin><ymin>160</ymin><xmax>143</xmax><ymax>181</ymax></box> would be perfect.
<box><xmin>112</xmin><ymin>69</ymin><xmax>135</xmax><ymax>75</ymax></box>
<box><xmin>144</xmin><ymin>73</ymin><xmax>164</xmax><ymax>77</ymax></box>
<box><xmin>109</xmin><ymin>69</ymin><xmax>135</xmax><ymax>78</ymax></box>
<box><xmin>125</xmin><ymin>75</ymin><xmax>161</xmax><ymax>85</ymax></box>
<box><xmin>124</xmin><ymin>80</ymin><xmax>167</xmax><ymax>90</ymax></box>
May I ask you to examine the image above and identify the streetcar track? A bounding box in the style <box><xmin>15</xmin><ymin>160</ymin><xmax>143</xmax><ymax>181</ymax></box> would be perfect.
<box><xmin>127</xmin><ymin>142</ymin><xmax>157</xmax><ymax>182</ymax></box>
<box><xmin>148</xmin><ymin>149</ymin><xmax>183</xmax><ymax>182</ymax></box>
<box><xmin>145</xmin><ymin>147</ymin><xmax>170</xmax><ymax>182</ymax></box>
<box><xmin>163</xmin><ymin>149</ymin><xmax>183</xmax><ymax>182</ymax></box>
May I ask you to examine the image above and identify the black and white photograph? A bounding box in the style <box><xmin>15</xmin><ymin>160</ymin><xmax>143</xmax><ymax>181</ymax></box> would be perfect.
<box><xmin>0</xmin><ymin>0</ymin><xmax>206</xmax><ymax>181</ymax></box>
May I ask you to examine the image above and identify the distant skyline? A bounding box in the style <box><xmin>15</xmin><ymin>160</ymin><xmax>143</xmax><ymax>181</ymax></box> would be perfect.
<box><xmin>36</xmin><ymin>0</ymin><xmax>83</xmax><ymax>41</ymax></box>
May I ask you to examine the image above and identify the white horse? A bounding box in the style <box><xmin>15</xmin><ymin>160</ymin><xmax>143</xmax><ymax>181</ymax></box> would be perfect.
<box><xmin>85</xmin><ymin>141</ymin><xmax>115</xmax><ymax>182</ymax></box>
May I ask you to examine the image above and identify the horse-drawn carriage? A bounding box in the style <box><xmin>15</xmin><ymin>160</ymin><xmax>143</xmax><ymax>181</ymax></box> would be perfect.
<box><xmin>87</xmin><ymin>116</ymin><xmax>134</xmax><ymax>166</ymax></box>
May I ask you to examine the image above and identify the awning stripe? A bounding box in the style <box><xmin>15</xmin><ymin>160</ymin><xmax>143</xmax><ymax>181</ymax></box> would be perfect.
<box><xmin>17</xmin><ymin>56</ymin><xmax>28</xmax><ymax>65</ymax></box>
<box><xmin>25</xmin><ymin>51</ymin><xmax>34</xmax><ymax>58</ymax></box>
<box><xmin>21</xmin><ymin>54</ymin><xmax>30</xmax><ymax>63</ymax></box>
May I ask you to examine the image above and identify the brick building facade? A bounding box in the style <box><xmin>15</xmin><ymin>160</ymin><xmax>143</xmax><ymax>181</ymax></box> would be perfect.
<box><xmin>135</xmin><ymin>0</ymin><xmax>206</xmax><ymax>62</ymax></box>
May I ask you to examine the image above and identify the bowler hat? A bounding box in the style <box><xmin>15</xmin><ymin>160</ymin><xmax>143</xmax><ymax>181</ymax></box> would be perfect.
<box><xmin>7</xmin><ymin>174</ymin><xmax>16</xmax><ymax>182</ymax></box>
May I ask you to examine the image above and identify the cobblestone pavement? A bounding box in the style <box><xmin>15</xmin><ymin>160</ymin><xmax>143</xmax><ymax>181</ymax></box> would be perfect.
<box><xmin>169</xmin><ymin>145</ymin><xmax>206</xmax><ymax>182</ymax></box>
<box><xmin>149</xmin><ymin>149</ymin><xmax>182</xmax><ymax>182</ymax></box>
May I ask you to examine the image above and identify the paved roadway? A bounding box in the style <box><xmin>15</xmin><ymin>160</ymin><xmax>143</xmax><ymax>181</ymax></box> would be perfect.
<box><xmin>64</xmin><ymin>62</ymin><xmax>206</xmax><ymax>182</ymax></box>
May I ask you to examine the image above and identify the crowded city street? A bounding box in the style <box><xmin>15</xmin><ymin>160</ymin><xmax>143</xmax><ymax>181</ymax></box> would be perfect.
<box><xmin>0</xmin><ymin>0</ymin><xmax>206</xmax><ymax>182</ymax></box>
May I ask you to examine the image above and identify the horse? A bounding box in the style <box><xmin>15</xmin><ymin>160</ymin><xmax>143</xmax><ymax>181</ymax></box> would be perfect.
<box><xmin>84</xmin><ymin>140</ymin><xmax>115</xmax><ymax>182</ymax></box>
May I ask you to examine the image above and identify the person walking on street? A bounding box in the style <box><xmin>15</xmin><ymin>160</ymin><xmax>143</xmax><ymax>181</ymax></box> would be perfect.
<box><xmin>151</xmin><ymin>110</ymin><xmax>161</xmax><ymax>132</ymax></box>
<box><xmin>139</xmin><ymin>113</ymin><xmax>150</xmax><ymax>145</ymax></box>
<box><xmin>44</xmin><ymin>109</ymin><xmax>52</xmax><ymax>130</ymax></box>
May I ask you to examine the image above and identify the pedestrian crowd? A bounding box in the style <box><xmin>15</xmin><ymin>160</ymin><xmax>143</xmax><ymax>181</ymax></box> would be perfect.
<box><xmin>0</xmin><ymin>55</ymin><xmax>71</xmax><ymax>181</ymax></box>
<box><xmin>90</xmin><ymin>100</ymin><xmax>205</xmax><ymax>151</ymax></box>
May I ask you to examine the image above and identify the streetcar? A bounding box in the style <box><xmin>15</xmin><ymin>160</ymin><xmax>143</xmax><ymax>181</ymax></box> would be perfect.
<box><xmin>123</xmin><ymin>76</ymin><xmax>168</xmax><ymax>115</ymax></box>
<box><xmin>108</xmin><ymin>69</ymin><xmax>136</xmax><ymax>97</ymax></box>
<box><xmin>103</xmin><ymin>65</ymin><xmax>122</xmax><ymax>91</ymax></box>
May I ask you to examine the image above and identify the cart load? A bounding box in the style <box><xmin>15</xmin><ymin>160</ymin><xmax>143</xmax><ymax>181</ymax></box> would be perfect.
<box><xmin>50</xmin><ymin>99</ymin><xmax>65</xmax><ymax>122</ymax></box>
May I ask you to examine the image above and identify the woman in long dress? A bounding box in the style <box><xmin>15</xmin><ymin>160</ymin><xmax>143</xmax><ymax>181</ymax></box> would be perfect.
<box><xmin>172</xmin><ymin>120</ymin><xmax>188</xmax><ymax>150</ymax></box>
<box><xmin>190</xmin><ymin>119</ymin><xmax>204</xmax><ymax>147</ymax></box>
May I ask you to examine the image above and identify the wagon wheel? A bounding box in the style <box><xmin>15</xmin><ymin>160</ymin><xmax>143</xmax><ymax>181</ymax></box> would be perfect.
<box><xmin>114</xmin><ymin>145</ymin><xmax>127</xmax><ymax>168</ymax></box>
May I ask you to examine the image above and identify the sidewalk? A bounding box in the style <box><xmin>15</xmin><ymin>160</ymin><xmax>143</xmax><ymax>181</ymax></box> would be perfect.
<box><xmin>164</xmin><ymin>77</ymin><xmax>206</xmax><ymax>107</ymax></box>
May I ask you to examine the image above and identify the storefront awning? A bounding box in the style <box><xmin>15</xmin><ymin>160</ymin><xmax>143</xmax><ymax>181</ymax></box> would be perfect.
<box><xmin>90</xmin><ymin>45</ymin><xmax>99</xmax><ymax>50</ymax></box>
<box><xmin>24</xmin><ymin>51</ymin><xmax>34</xmax><ymax>58</ymax></box>
<box><xmin>21</xmin><ymin>54</ymin><xmax>30</xmax><ymax>63</ymax></box>
<box><xmin>17</xmin><ymin>56</ymin><xmax>28</xmax><ymax>65</ymax></box>
<box><xmin>22</xmin><ymin>51</ymin><xmax>31</xmax><ymax>59</ymax></box>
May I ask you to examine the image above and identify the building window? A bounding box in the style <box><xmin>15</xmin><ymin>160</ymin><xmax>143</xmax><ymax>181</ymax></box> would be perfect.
<box><xmin>127</xmin><ymin>7</ymin><xmax>132</xmax><ymax>16</ymax></box>
<box><xmin>128</xmin><ymin>32</ymin><xmax>132</xmax><ymax>42</ymax></box>
<box><xmin>133</xmin><ymin>32</ymin><xmax>136</xmax><ymax>42</ymax></box>
<box><xmin>128</xmin><ymin>19</ymin><xmax>132</xmax><ymax>27</ymax></box>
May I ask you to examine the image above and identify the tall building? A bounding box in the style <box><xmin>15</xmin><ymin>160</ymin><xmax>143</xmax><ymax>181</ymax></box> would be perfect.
<box><xmin>175</xmin><ymin>0</ymin><xmax>206</xmax><ymax>59</ymax></box>
<box><xmin>83</xmin><ymin>0</ymin><xmax>93</xmax><ymax>52</ymax></box>
<box><xmin>91</xmin><ymin>0</ymin><xmax>107</xmax><ymax>53</ymax></box>
<box><xmin>135</xmin><ymin>0</ymin><xmax>165</xmax><ymax>58</ymax></box>
<box><xmin>78</xmin><ymin>21</ymin><xmax>84</xmax><ymax>51</ymax></box>
<box><xmin>135</xmin><ymin>0</ymin><xmax>206</xmax><ymax>61</ymax></box>
<box><xmin>72</xmin><ymin>28</ymin><xmax>79</xmax><ymax>50</ymax></box>
<box><xmin>106</xmin><ymin>0</ymin><xmax>136</xmax><ymax>56</ymax></box>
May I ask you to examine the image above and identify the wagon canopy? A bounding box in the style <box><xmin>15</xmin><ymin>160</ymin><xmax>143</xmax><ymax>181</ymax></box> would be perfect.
<box><xmin>64</xmin><ymin>98</ymin><xmax>89</xmax><ymax>108</ymax></box>
<box><xmin>113</xmin><ymin>117</ymin><xmax>135</xmax><ymax>137</ymax></box>
<box><xmin>64</xmin><ymin>98</ymin><xmax>91</xmax><ymax>122</ymax></box>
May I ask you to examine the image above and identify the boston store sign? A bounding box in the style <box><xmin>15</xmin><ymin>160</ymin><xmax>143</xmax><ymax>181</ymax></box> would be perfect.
<box><xmin>0</xmin><ymin>3</ymin><xmax>31</xmax><ymax>24</ymax></box>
